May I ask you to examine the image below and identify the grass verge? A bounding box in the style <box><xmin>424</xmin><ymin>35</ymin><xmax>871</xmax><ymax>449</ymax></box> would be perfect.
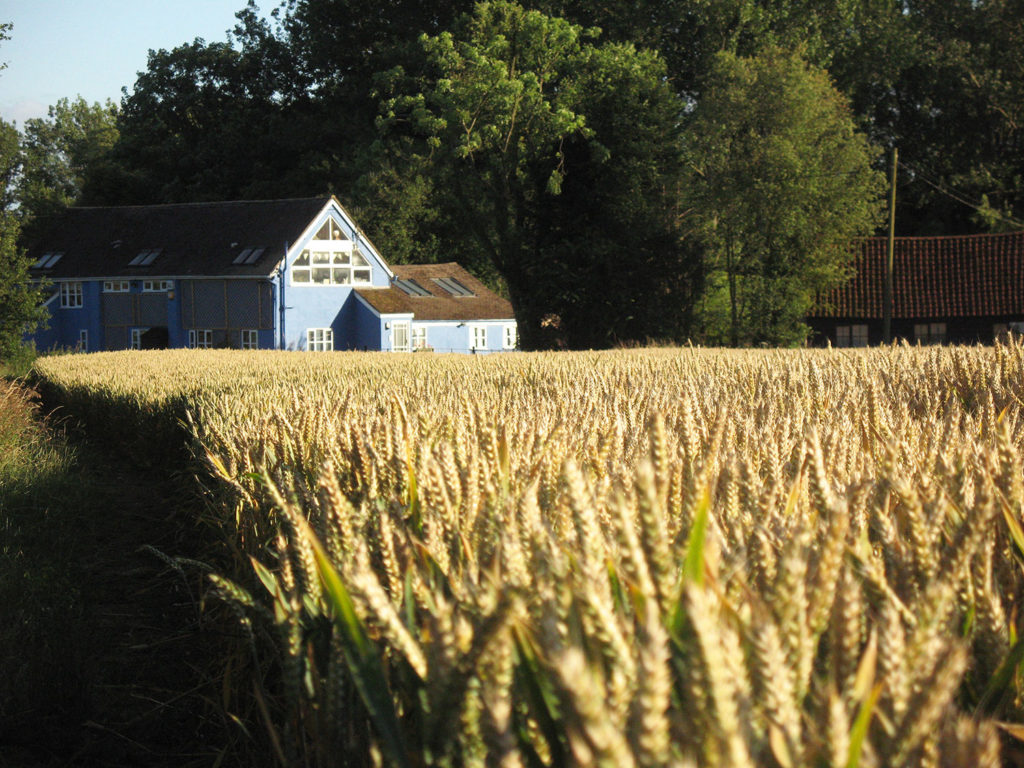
<box><xmin>0</xmin><ymin>380</ymin><xmax>92</xmax><ymax>760</ymax></box>
<box><xmin>0</xmin><ymin>379</ymin><xmax>253</xmax><ymax>766</ymax></box>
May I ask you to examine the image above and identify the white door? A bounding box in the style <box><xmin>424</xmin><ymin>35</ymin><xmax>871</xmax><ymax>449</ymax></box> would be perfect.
<box><xmin>392</xmin><ymin>321</ymin><xmax>411</xmax><ymax>352</ymax></box>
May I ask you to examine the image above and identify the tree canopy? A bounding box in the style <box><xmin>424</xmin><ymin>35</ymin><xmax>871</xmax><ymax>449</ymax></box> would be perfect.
<box><xmin>376</xmin><ymin>2</ymin><xmax>700</xmax><ymax>347</ymax></box>
<box><xmin>685</xmin><ymin>47</ymin><xmax>882</xmax><ymax>345</ymax></box>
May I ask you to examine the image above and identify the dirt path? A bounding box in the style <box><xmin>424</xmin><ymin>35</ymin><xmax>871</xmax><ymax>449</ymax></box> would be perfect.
<box><xmin>1</xmin><ymin>436</ymin><xmax>242</xmax><ymax>767</ymax></box>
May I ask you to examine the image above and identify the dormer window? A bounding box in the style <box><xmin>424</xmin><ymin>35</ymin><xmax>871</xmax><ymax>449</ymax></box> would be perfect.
<box><xmin>432</xmin><ymin>277</ymin><xmax>474</xmax><ymax>297</ymax></box>
<box><xmin>129</xmin><ymin>249</ymin><xmax>161</xmax><ymax>266</ymax></box>
<box><xmin>232</xmin><ymin>247</ymin><xmax>267</xmax><ymax>265</ymax></box>
<box><xmin>395</xmin><ymin>279</ymin><xmax>432</xmax><ymax>297</ymax></box>
<box><xmin>32</xmin><ymin>252</ymin><xmax>64</xmax><ymax>269</ymax></box>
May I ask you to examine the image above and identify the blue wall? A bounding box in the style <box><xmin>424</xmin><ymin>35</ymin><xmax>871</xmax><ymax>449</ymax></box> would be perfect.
<box><xmin>281</xmin><ymin>206</ymin><xmax>393</xmax><ymax>350</ymax></box>
<box><xmin>351</xmin><ymin>297</ymin><xmax>383</xmax><ymax>351</ymax></box>
<box><xmin>39</xmin><ymin>280</ymin><xmax>103</xmax><ymax>352</ymax></box>
<box><xmin>412</xmin><ymin>320</ymin><xmax>516</xmax><ymax>354</ymax></box>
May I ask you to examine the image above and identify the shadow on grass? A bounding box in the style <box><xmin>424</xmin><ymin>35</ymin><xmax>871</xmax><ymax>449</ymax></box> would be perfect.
<box><xmin>0</xmin><ymin>383</ymin><xmax>95</xmax><ymax>762</ymax></box>
<box><xmin>0</xmin><ymin>381</ymin><xmax>255</xmax><ymax>767</ymax></box>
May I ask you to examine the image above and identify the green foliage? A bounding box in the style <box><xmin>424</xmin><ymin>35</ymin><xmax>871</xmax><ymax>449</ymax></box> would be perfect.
<box><xmin>684</xmin><ymin>47</ymin><xmax>883</xmax><ymax>346</ymax></box>
<box><xmin>0</xmin><ymin>204</ymin><xmax>47</xmax><ymax>363</ymax></box>
<box><xmin>378</xmin><ymin>2</ymin><xmax>699</xmax><ymax>348</ymax></box>
<box><xmin>17</xmin><ymin>97</ymin><xmax>118</xmax><ymax>229</ymax></box>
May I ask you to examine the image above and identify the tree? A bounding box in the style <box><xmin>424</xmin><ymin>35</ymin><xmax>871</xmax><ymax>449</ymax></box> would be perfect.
<box><xmin>684</xmin><ymin>47</ymin><xmax>882</xmax><ymax>346</ymax></box>
<box><xmin>0</xmin><ymin>27</ymin><xmax>47</xmax><ymax>360</ymax></box>
<box><xmin>377</xmin><ymin>1</ymin><xmax>698</xmax><ymax>348</ymax></box>
<box><xmin>17</xmin><ymin>97</ymin><xmax>118</xmax><ymax>231</ymax></box>
<box><xmin>0</xmin><ymin>208</ymin><xmax>47</xmax><ymax>361</ymax></box>
<box><xmin>93</xmin><ymin>39</ymin><xmax>295</xmax><ymax>204</ymax></box>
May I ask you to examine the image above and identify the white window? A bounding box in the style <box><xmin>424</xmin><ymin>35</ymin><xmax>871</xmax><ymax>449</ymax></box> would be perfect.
<box><xmin>411</xmin><ymin>326</ymin><xmax>428</xmax><ymax>350</ymax></box>
<box><xmin>835</xmin><ymin>324</ymin><xmax>868</xmax><ymax>348</ymax></box>
<box><xmin>143</xmin><ymin>280</ymin><xmax>173</xmax><ymax>292</ymax></box>
<box><xmin>240</xmin><ymin>329</ymin><xmax>258</xmax><ymax>350</ymax></box>
<box><xmin>307</xmin><ymin>328</ymin><xmax>333</xmax><ymax>351</ymax></box>
<box><xmin>60</xmin><ymin>282</ymin><xmax>83</xmax><ymax>308</ymax></box>
<box><xmin>392</xmin><ymin>321</ymin><xmax>411</xmax><ymax>353</ymax></box>
<box><xmin>503</xmin><ymin>324</ymin><xmax>517</xmax><ymax>350</ymax></box>
<box><xmin>290</xmin><ymin>220</ymin><xmax>372</xmax><ymax>287</ymax></box>
<box><xmin>913</xmin><ymin>322</ymin><xmax>946</xmax><ymax>345</ymax></box>
<box><xmin>189</xmin><ymin>329</ymin><xmax>213</xmax><ymax>349</ymax></box>
<box><xmin>78</xmin><ymin>329</ymin><xmax>88</xmax><ymax>352</ymax></box>
<box><xmin>470</xmin><ymin>325</ymin><xmax>488</xmax><ymax>351</ymax></box>
<box><xmin>130</xmin><ymin>328</ymin><xmax>148</xmax><ymax>350</ymax></box>
<box><xmin>103</xmin><ymin>280</ymin><xmax>130</xmax><ymax>293</ymax></box>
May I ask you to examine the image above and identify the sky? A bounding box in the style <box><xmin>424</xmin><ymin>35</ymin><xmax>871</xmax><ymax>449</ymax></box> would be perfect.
<box><xmin>0</xmin><ymin>0</ymin><xmax>273</xmax><ymax>126</ymax></box>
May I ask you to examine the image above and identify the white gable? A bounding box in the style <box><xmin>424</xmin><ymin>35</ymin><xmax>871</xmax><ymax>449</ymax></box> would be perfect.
<box><xmin>286</xmin><ymin>198</ymin><xmax>393</xmax><ymax>279</ymax></box>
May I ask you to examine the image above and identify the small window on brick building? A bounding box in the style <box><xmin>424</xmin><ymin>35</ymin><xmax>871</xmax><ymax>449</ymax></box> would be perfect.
<box><xmin>914</xmin><ymin>322</ymin><xmax>946</xmax><ymax>345</ymax></box>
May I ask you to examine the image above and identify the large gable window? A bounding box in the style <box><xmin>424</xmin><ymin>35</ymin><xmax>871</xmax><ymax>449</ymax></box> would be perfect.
<box><xmin>291</xmin><ymin>218</ymin><xmax>372</xmax><ymax>286</ymax></box>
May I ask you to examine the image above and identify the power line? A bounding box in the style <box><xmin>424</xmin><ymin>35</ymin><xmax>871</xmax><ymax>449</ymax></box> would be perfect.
<box><xmin>901</xmin><ymin>160</ymin><xmax>1024</xmax><ymax>229</ymax></box>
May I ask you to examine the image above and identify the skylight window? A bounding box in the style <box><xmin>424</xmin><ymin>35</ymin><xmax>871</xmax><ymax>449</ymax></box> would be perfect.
<box><xmin>32</xmin><ymin>252</ymin><xmax>64</xmax><ymax>269</ymax></box>
<box><xmin>128</xmin><ymin>249</ymin><xmax>161</xmax><ymax>266</ymax></box>
<box><xmin>232</xmin><ymin>247</ymin><xmax>267</xmax><ymax>265</ymax></box>
<box><xmin>395</xmin><ymin>279</ymin><xmax>432</xmax><ymax>297</ymax></box>
<box><xmin>432</xmin><ymin>277</ymin><xmax>475</xmax><ymax>297</ymax></box>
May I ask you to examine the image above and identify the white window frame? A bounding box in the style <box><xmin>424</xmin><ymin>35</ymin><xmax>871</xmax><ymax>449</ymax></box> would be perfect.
<box><xmin>103</xmin><ymin>280</ymin><xmax>130</xmax><ymax>293</ymax></box>
<box><xmin>411</xmin><ymin>326</ymin><xmax>428</xmax><ymax>350</ymax></box>
<box><xmin>307</xmin><ymin>328</ymin><xmax>333</xmax><ymax>351</ymax></box>
<box><xmin>130</xmin><ymin>328</ymin><xmax>148</xmax><ymax>350</ymax></box>
<box><xmin>78</xmin><ymin>329</ymin><xmax>88</xmax><ymax>352</ymax></box>
<box><xmin>503</xmin><ymin>324</ymin><xmax>517</xmax><ymax>350</ymax></box>
<box><xmin>240</xmin><ymin>329</ymin><xmax>258</xmax><ymax>350</ymax></box>
<box><xmin>60</xmin><ymin>282</ymin><xmax>83</xmax><ymax>308</ymax></box>
<box><xmin>290</xmin><ymin>219</ymin><xmax>372</xmax><ymax>287</ymax></box>
<box><xmin>392</xmin><ymin>320</ymin><xmax>411</xmax><ymax>353</ymax></box>
<box><xmin>189</xmin><ymin>329</ymin><xmax>213</xmax><ymax>349</ymax></box>
<box><xmin>470</xmin><ymin>325</ymin><xmax>488</xmax><ymax>351</ymax></box>
<box><xmin>142</xmin><ymin>279</ymin><xmax>173</xmax><ymax>293</ymax></box>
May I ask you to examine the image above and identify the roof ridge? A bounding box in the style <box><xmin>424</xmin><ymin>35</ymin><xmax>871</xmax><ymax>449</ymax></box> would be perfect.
<box><xmin>68</xmin><ymin>196</ymin><xmax>333</xmax><ymax>212</ymax></box>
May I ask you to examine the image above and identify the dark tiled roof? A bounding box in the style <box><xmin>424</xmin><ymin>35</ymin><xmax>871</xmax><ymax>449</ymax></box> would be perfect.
<box><xmin>811</xmin><ymin>231</ymin><xmax>1024</xmax><ymax>319</ymax></box>
<box><xmin>356</xmin><ymin>263</ymin><xmax>515</xmax><ymax>321</ymax></box>
<box><xmin>26</xmin><ymin>197</ymin><xmax>335</xmax><ymax>279</ymax></box>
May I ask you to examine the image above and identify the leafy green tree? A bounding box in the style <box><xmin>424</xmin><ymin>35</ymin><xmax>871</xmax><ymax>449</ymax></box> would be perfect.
<box><xmin>0</xmin><ymin>27</ymin><xmax>47</xmax><ymax>360</ymax></box>
<box><xmin>377</xmin><ymin>1</ymin><xmax>698</xmax><ymax>348</ymax></box>
<box><xmin>17</xmin><ymin>97</ymin><xmax>118</xmax><ymax>231</ymax></box>
<box><xmin>94</xmin><ymin>39</ymin><xmax>296</xmax><ymax>204</ymax></box>
<box><xmin>0</xmin><ymin>209</ymin><xmax>47</xmax><ymax>362</ymax></box>
<box><xmin>684</xmin><ymin>47</ymin><xmax>882</xmax><ymax>346</ymax></box>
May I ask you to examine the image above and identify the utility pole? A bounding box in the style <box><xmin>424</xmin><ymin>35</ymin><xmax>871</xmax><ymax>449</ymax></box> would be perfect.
<box><xmin>883</xmin><ymin>147</ymin><xmax>897</xmax><ymax>344</ymax></box>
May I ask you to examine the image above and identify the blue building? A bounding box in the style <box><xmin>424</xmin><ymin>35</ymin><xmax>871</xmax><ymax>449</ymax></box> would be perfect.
<box><xmin>26</xmin><ymin>196</ymin><xmax>517</xmax><ymax>353</ymax></box>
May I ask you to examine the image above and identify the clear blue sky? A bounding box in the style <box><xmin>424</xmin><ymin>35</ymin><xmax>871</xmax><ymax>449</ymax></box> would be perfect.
<box><xmin>0</xmin><ymin>0</ymin><xmax>273</xmax><ymax>126</ymax></box>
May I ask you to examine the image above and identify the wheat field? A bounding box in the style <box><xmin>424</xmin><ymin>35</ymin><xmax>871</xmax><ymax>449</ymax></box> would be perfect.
<box><xmin>32</xmin><ymin>343</ymin><xmax>1024</xmax><ymax>767</ymax></box>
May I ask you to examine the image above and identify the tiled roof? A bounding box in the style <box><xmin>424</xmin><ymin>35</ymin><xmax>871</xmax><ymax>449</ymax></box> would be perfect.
<box><xmin>811</xmin><ymin>231</ymin><xmax>1024</xmax><ymax>319</ymax></box>
<box><xmin>356</xmin><ymin>263</ymin><xmax>515</xmax><ymax>321</ymax></box>
<box><xmin>26</xmin><ymin>197</ymin><xmax>336</xmax><ymax>279</ymax></box>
